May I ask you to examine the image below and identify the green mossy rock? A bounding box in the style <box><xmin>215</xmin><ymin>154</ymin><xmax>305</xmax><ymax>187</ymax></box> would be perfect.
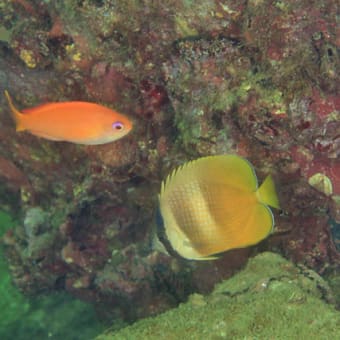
<box><xmin>97</xmin><ymin>252</ymin><xmax>340</xmax><ymax>339</ymax></box>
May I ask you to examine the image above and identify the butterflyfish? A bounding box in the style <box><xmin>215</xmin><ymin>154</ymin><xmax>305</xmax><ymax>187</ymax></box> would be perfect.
<box><xmin>4</xmin><ymin>90</ymin><xmax>132</xmax><ymax>145</ymax></box>
<box><xmin>158</xmin><ymin>155</ymin><xmax>280</xmax><ymax>260</ymax></box>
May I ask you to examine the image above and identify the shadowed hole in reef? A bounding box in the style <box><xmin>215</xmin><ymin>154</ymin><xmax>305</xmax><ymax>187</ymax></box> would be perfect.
<box><xmin>78</xmin><ymin>0</ymin><xmax>104</xmax><ymax>6</ymax></box>
<box><xmin>93</xmin><ymin>0</ymin><xmax>105</xmax><ymax>6</ymax></box>
<box><xmin>211</xmin><ymin>110</ymin><xmax>224</xmax><ymax>130</ymax></box>
<box><xmin>48</xmin><ymin>35</ymin><xmax>74</xmax><ymax>59</ymax></box>
<box><xmin>55</xmin><ymin>275</ymin><xmax>66</xmax><ymax>290</ymax></box>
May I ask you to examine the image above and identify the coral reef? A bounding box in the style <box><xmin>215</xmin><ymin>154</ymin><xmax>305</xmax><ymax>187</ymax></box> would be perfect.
<box><xmin>96</xmin><ymin>252</ymin><xmax>340</xmax><ymax>339</ymax></box>
<box><xmin>0</xmin><ymin>210</ymin><xmax>103</xmax><ymax>340</ymax></box>
<box><xmin>0</xmin><ymin>0</ymin><xmax>339</xmax><ymax>329</ymax></box>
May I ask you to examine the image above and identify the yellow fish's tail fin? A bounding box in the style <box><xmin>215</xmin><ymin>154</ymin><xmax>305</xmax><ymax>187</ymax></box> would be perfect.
<box><xmin>4</xmin><ymin>90</ymin><xmax>25</xmax><ymax>131</ymax></box>
<box><xmin>256</xmin><ymin>175</ymin><xmax>280</xmax><ymax>209</ymax></box>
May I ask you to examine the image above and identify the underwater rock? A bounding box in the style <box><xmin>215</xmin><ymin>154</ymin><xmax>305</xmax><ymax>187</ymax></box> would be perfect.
<box><xmin>85</xmin><ymin>138</ymin><xmax>137</xmax><ymax>168</ymax></box>
<box><xmin>96</xmin><ymin>252</ymin><xmax>340</xmax><ymax>339</ymax></box>
<box><xmin>0</xmin><ymin>0</ymin><xmax>339</xmax><ymax>327</ymax></box>
<box><xmin>163</xmin><ymin>36</ymin><xmax>251</xmax><ymax>155</ymax></box>
<box><xmin>0</xmin><ymin>155</ymin><xmax>33</xmax><ymax>202</ymax></box>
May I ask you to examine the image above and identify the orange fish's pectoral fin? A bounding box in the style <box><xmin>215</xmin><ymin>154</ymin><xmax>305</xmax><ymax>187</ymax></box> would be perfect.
<box><xmin>15</xmin><ymin>124</ymin><xmax>26</xmax><ymax>132</ymax></box>
<box><xmin>4</xmin><ymin>90</ymin><xmax>26</xmax><ymax>131</ymax></box>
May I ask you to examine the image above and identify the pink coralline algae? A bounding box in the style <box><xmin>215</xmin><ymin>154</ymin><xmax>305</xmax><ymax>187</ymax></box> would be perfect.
<box><xmin>0</xmin><ymin>0</ymin><xmax>339</xmax><ymax>324</ymax></box>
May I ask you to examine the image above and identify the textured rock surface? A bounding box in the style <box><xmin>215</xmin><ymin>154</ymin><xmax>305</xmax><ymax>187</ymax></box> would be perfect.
<box><xmin>97</xmin><ymin>252</ymin><xmax>340</xmax><ymax>339</ymax></box>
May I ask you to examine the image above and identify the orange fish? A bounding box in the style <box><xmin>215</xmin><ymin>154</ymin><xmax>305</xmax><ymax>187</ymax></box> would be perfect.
<box><xmin>4</xmin><ymin>91</ymin><xmax>132</xmax><ymax>145</ymax></box>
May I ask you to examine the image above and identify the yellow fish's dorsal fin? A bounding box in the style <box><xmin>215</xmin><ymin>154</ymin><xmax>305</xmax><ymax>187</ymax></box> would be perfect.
<box><xmin>256</xmin><ymin>175</ymin><xmax>280</xmax><ymax>209</ymax></box>
<box><xmin>160</xmin><ymin>162</ymin><xmax>189</xmax><ymax>196</ymax></box>
<box><xmin>160</xmin><ymin>155</ymin><xmax>258</xmax><ymax>198</ymax></box>
<box><xmin>4</xmin><ymin>90</ymin><xmax>26</xmax><ymax>131</ymax></box>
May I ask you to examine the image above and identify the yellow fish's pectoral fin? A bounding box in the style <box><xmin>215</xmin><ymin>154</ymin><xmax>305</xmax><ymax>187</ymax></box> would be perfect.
<box><xmin>4</xmin><ymin>90</ymin><xmax>26</xmax><ymax>132</ymax></box>
<box><xmin>256</xmin><ymin>175</ymin><xmax>280</xmax><ymax>209</ymax></box>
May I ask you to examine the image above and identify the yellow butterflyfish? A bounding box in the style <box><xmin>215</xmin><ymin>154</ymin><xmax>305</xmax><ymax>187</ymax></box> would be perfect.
<box><xmin>158</xmin><ymin>155</ymin><xmax>280</xmax><ymax>260</ymax></box>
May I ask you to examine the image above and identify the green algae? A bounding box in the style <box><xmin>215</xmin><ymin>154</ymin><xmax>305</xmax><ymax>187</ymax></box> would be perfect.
<box><xmin>97</xmin><ymin>252</ymin><xmax>340</xmax><ymax>339</ymax></box>
<box><xmin>0</xmin><ymin>211</ymin><xmax>28</xmax><ymax>330</ymax></box>
<box><xmin>0</xmin><ymin>210</ymin><xmax>104</xmax><ymax>340</ymax></box>
<box><xmin>28</xmin><ymin>142</ymin><xmax>61</xmax><ymax>164</ymax></box>
<box><xmin>165</xmin><ymin>35</ymin><xmax>289</xmax><ymax>153</ymax></box>
<box><xmin>174</xmin><ymin>16</ymin><xmax>198</xmax><ymax>38</ymax></box>
<box><xmin>0</xmin><ymin>26</ymin><xmax>11</xmax><ymax>43</ymax></box>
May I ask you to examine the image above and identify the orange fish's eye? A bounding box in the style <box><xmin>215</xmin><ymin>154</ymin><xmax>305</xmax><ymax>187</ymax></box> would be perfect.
<box><xmin>112</xmin><ymin>122</ymin><xmax>124</xmax><ymax>130</ymax></box>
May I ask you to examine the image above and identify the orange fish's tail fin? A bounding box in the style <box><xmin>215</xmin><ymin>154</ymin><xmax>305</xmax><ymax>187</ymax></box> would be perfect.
<box><xmin>4</xmin><ymin>90</ymin><xmax>25</xmax><ymax>131</ymax></box>
<box><xmin>256</xmin><ymin>175</ymin><xmax>280</xmax><ymax>209</ymax></box>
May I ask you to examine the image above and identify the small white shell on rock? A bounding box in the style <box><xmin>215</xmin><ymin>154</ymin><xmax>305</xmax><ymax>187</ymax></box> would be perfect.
<box><xmin>308</xmin><ymin>173</ymin><xmax>333</xmax><ymax>196</ymax></box>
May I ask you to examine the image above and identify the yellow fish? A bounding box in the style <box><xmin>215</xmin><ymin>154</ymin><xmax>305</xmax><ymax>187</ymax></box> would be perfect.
<box><xmin>4</xmin><ymin>91</ymin><xmax>132</xmax><ymax>145</ymax></box>
<box><xmin>158</xmin><ymin>155</ymin><xmax>280</xmax><ymax>260</ymax></box>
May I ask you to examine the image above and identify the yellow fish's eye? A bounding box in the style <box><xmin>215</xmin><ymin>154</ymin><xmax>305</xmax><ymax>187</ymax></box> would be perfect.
<box><xmin>112</xmin><ymin>121</ymin><xmax>124</xmax><ymax>130</ymax></box>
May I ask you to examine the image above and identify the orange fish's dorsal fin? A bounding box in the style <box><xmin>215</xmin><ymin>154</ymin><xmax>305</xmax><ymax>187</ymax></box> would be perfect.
<box><xmin>256</xmin><ymin>175</ymin><xmax>280</xmax><ymax>209</ymax></box>
<box><xmin>21</xmin><ymin>102</ymin><xmax>66</xmax><ymax>114</ymax></box>
<box><xmin>4</xmin><ymin>90</ymin><xmax>26</xmax><ymax>131</ymax></box>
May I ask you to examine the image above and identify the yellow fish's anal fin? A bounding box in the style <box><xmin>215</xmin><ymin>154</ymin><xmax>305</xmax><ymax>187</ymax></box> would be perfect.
<box><xmin>195</xmin><ymin>254</ymin><xmax>219</xmax><ymax>261</ymax></box>
<box><xmin>182</xmin><ymin>241</ymin><xmax>220</xmax><ymax>260</ymax></box>
<box><xmin>4</xmin><ymin>90</ymin><xmax>25</xmax><ymax>131</ymax></box>
<box><xmin>256</xmin><ymin>175</ymin><xmax>280</xmax><ymax>209</ymax></box>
